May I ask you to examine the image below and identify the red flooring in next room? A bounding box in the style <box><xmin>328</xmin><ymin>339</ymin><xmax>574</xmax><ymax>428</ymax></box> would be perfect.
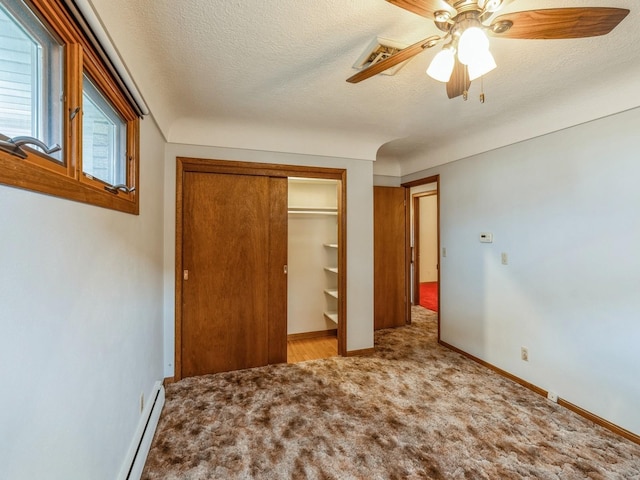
<box><xmin>419</xmin><ymin>282</ymin><xmax>438</xmax><ymax>312</ymax></box>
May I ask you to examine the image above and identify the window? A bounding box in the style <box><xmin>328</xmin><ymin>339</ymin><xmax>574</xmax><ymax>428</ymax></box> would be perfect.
<box><xmin>0</xmin><ymin>0</ymin><xmax>63</xmax><ymax>159</ymax></box>
<box><xmin>0</xmin><ymin>0</ymin><xmax>140</xmax><ymax>214</ymax></box>
<box><xmin>82</xmin><ymin>74</ymin><xmax>126</xmax><ymax>186</ymax></box>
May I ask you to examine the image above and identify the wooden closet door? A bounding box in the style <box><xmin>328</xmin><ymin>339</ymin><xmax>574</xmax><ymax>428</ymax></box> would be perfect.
<box><xmin>373</xmin><ymin>186</ymin><xmax>408</xmax><ymax>330</ymax></box>
<box><xmin>181</xmin><ymin>172</ymin><xmax>287</xmax><ymax>377</ymax></box>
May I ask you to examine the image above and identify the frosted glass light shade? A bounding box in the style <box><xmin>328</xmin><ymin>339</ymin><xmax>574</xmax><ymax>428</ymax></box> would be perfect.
<box><xmin>426</xmin><ymin>48</ymin><xmax>455</xmax><ymax>82</ymax></box>
<box><xmin>467</xmin><ymin>49</ymin><xmax>497</xmax><ymax>80</ymax></box>
<box><xmin>458</xmin><ymin>26</ymin><xmax>489</xmax><ymax>65</ymax></box>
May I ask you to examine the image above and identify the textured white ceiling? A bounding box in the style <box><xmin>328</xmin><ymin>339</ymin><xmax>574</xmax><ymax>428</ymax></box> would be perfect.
<box><xmin>90</xmin><ymin>0</ymin><xmax>640</xmax><ymax>174</ymax></box>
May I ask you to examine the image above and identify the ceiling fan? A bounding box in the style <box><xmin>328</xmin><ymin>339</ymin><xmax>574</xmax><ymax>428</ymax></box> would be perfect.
<box><xmin>347</xmin><ymin>0</ymin><xmax>630</xmax><ymax>99</ymax></box>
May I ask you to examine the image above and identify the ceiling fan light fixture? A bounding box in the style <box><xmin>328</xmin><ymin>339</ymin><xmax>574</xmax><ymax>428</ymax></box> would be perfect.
<box><xmin>426</xmin><ymin>47</ymin><xmax>455</xmax><ymax>82</ymax></box>
<box><xmin>434</xmin><ymin>10</ymin><xmax>451</xmax><ymax>23</ymax></box>
<box><xmin>349</xmin><ymin>1</ymin><xmax>632</xmax><ymax>101</ymax></box>
<box><xmin>480</xmin><ymin>0</ymin><xmax>503</xmax><ymax>13</ymax></box>
<box><xmin>467</xmin><ymin>49</ymin><xmax>497</xmax><ymax>81</ymax></box>
<box><xmin>490</xmin><ymin>20</ymin><xmax>513</xmax><ymax>34</ymax></box>
<box><xmin>458</xmin><ymin>26</ymin><xmax>490</xmax><ymax>65</ymax></box>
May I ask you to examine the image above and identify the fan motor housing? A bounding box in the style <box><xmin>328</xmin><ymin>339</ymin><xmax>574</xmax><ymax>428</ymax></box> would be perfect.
<box><xmin>451</xmin><ymin>1</ymin><xmax>486</xmax><ymax>14</ymax></box>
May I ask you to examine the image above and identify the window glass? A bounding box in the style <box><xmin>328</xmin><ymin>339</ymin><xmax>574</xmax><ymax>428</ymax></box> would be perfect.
<box><xmin>0</xmin><ymin>0</ymin><xmax>63</xmax><ymax>161</ymax></box>
<box><xmin>82</xmin><ymin>74</ymin><xmax>126</xmax><ymax>186</ymax></box>
<box><xmin>0</xmin><ymin>0</ymin><xmax>139</xmax><ymax>214</ymax></box>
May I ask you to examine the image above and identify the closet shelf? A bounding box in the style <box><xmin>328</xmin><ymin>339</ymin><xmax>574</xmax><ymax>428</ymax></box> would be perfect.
<box><xmin>323</xmin><ymin>243</ymin><xmax>338</xmax><ymax>248</ymax></box>
<box><xmin>288</xmin><ymin>207</ymin><xmax>337</xmax><ymax>215</ymax></box>
<box><xmin>324</xmin><ymin>289</ymin><xmax>338</xmax><ymax>299</ymax></box>
<box><xmin>324</xmin><ymin>267</ymin><xmax>338</xmax><ymax>274</ymax></box>
<box><xmin>324</xmin><ymin>312</ymin><xmax>338</xmax><ymax>324</ymax></box>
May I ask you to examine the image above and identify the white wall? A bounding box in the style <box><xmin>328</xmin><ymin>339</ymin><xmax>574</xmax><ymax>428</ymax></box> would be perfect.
<box><xmin>163</xmin><ymin>145</ymin><xmax>374</xmax><ymax>376</ymax></box>
<box><xmin>288</xmin><ymin>179</ymin><xmax>338</xmax><ymax>210</ymax></box>
<box><xmin>403</xmin><ymin>107</ymin><xmax>640</xmax><ymax>436</ymax></box>
<box><xmin>419</xmin><ymin>195</ymin><xmax>438</xmax><ymax>283</ymax></box>
<box><xmin>0</xmin><ymin>117</ymin><xmax>166</xmax><ymax>480</ymax></box>
<box><xmin>373</xmin><ymin>174</ymin><xmax>401</xmax><ymax>187</ymax></box>
<box><xmin>287</xmin><ymin>214</ymin><xmax>338</xmax><ymax>334</ymax></box>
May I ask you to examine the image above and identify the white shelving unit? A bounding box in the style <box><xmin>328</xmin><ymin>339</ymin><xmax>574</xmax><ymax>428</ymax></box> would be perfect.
<box><xmin>324</xmin><ymin>312</ymin><xmax>338</xmax><ymax>324</ymax></box>
<box><xmin>287</xmin><ymin>177</ymin><xmax>339</xmax><ymax>335</ymax></box>
<box><xmin>323</xmin><ymin>243</ymin><xmax>338</xmax><ymax>325</ymax></box>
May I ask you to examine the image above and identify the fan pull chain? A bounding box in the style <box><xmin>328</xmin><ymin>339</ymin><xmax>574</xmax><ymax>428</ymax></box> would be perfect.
<box><xmin>463</xmin><ymin>65</ymin><xmax>469</xmax><ymax>101</ymax></box>
<box><xmin>479</xmin><ymin>75</ymin><xmax>485</xmax><ymax>104</ymax></box>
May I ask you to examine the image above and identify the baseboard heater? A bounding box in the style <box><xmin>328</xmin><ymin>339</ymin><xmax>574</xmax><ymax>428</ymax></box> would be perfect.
<box><xmin>118</xmin><ymin>381</ymin><xmax>165</xmax><ymax>480</ymax></box>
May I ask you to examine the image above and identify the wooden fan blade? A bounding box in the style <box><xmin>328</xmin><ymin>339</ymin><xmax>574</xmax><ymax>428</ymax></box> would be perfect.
<box><xmin>347</xmin><ymin>36</ymin><xmax>440</xmax><ymax>83</ymax></box>
<box><xmin>490</xmin><ymin>8</ymin><xmax>630</xmax><ymax>40</ymax></box>
<box><xmin>446</xmin><ymin>59</ymin><xmax>470</xmax><ymax>99</ymax></box>
<box><xmin>385</xmin><ymin>0</ymin><xmax>456</xmax><ymax>20</ymax></box>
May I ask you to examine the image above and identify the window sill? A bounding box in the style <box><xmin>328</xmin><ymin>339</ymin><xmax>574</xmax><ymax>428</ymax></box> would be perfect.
<box><xmin>0</xmin><ymin>153</ymin><xmax>139</xmax><ymax>214</ymax></box>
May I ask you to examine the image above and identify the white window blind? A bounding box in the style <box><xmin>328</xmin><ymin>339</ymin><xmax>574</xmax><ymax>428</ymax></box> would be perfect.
<box><xmin>0</xmin><ymin>0</ymin><xmax>64</xmax><ymax>160</ymax></box>
<box><xmin>0</xmin><ymin>4</ymin><xmax>38</xmax><ymax>138</ymax></box>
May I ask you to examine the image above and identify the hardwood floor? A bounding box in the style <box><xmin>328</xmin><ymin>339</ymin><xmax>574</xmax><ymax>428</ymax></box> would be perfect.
<box><xmin>287</xmin><ymin>336</ymin><xmax>337</xmax><ymax>363</ymax></box>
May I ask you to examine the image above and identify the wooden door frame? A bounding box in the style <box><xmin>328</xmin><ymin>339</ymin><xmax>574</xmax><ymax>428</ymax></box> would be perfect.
<box><xmin>401</xmin><ymin>175</ymin><xmax>440</xmax><ymax>340</ymax></box>
<box><xmin>412</xmin><ymin>190</ymin><xmax>438</xmax><ymax>305</ymax></box>
<box><xmin>175</xmin><ymin>157</ymin><xmax>347</xmax><ymax>381</ymax></box>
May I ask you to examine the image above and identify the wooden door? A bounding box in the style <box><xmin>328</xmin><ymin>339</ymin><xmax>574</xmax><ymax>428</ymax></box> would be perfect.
<box><xmin>373</xmin><ymin>186</ymin><xmax>408</xmax><ymax>330</ymax></box>
<box><xmin>181</xmin><ymin>172</ymin><xmax>287</xmax><ymax>377</ymax></box>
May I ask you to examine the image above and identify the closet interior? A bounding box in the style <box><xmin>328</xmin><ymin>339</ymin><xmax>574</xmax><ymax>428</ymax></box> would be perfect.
<box><xmin>287</xmin><ymin>177</ymin><xmax>339</xmax><ymax>361</ymax></box>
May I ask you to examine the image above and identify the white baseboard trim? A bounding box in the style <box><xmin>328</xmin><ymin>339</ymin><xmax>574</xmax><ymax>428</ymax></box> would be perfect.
<box><xmin>118</xmin><ymin>380</ymin><xmax>165</xmax><ymax>480</ymax></box>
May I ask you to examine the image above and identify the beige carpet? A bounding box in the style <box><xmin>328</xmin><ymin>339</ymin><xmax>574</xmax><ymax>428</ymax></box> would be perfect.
<box><xmin>142</xmin><ymin>307</ymin><xmax>640</xmax><ymax>479</ymax></box>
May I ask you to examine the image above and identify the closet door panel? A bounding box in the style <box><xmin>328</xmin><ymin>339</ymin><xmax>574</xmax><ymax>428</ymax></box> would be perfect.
<box><xmin>268</xmin><ymin>177</ymin><xmax>288</xmax><ymax>364</ymax></box>
<box><xmin>373</xmin><ymin>186</ymin><xmax>408</xmax><ymax>330</ymax></box>
<box><xmin>182</xmin><ymin>172</ymin><xmax>282</xmax><ymax>377</ymax></box>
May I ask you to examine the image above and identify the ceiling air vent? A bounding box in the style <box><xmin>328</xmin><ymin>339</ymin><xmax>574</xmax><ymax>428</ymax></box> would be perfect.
<box><xmin>352</xmin><ymin>37</ymin><xmax>410</xmax><ymax>76</ymax></box>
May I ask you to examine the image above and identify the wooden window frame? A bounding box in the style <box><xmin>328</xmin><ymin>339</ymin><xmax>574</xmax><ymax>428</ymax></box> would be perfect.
<box><xmin>0</xmin><ymin>0</ymin><xmax>140</xmax><ymax>214</ymax></box>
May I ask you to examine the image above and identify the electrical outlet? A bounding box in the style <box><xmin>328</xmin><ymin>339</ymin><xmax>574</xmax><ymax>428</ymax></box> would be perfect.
<box><xmin>521</xmin><ymin>346</ymin><xmax>529</xmax><ymax>362</ymax></box>
<box><xmin>140</xmin><ymin>393</ymin><xmax>144</xmax><ymax>413</ymax></box>
<box><xmin>547</xmin><ymin>391</ymin><xmax>558</xmax><ymax>403</ymax></box>
<box><xmin>442</xmin><ymin>247</ymin><xmax>447</xmax><ymax>258</ymax></box>
<box><xmin>501</xmin><ymin>252</ymin><xmax>508</xmax><ymax>265</ymax></box>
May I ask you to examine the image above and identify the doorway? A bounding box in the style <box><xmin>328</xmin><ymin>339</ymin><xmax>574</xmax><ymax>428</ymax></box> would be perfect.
<box><xmin>413</xmin><ymin>190</ymin><xmax>438</xmax><ymax>312</ymax></box>
<box><xmin>287</xmin><ymin>177</ymin><xmax>340</xmax><ymax>363</ymax></box>
<box><xmin>402</xmin><ymin>175</ymin><xmax>440</xmax><ymax>339</ymax></box>
<box><xmin>175</xmin><ymin>158</ymin><xmax>347</xmax><ymax>380</ymax></box>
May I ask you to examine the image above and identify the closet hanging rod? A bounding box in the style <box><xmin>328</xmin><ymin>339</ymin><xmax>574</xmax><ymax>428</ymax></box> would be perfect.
<box><xmin>288</xmin><ymin>207</ymin><xmax>337</xmax><ymax>215</ymax></box>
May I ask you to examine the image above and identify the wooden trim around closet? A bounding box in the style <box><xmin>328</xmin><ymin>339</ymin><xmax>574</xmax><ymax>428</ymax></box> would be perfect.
<box><xmin>287</xmin><ymin>329</ymin><xmax>337</xmax><ymax>341</ymax></box>
<box><xmin>346</xmin><ymin>348</ymin><xmax>376</xmax><ymax>357</ymax></box>
<box><xmin>175</xmin><ymin>157</ymin><xmax>348</xmax><ymax>380</ymax></box>
<box><xmin>163</xmin><ymin>377</ymin><xmax>176</xmax><ymax>387</ymax></box>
